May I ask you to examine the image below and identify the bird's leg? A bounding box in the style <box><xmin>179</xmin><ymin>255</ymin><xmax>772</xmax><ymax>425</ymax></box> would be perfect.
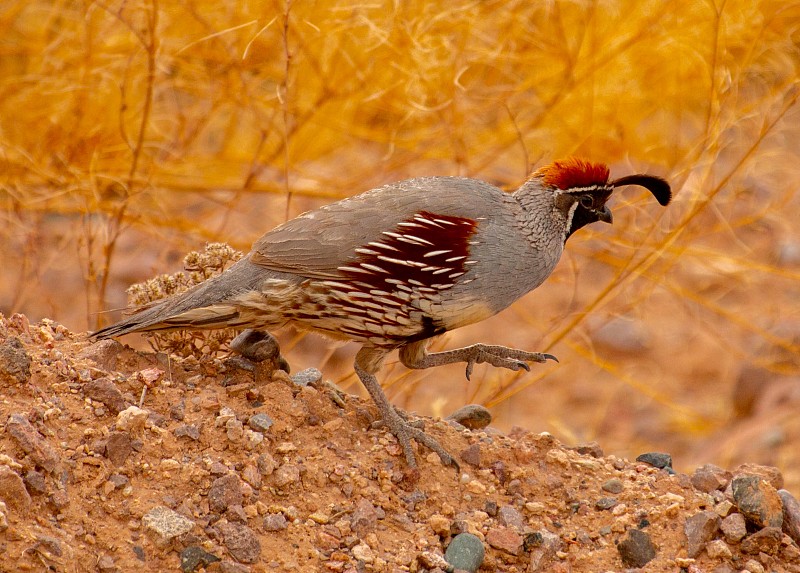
<box><xmin>228</xmin><ymin>329</ymin><xmax>290</xmax><ymax>383</ymax></box>
<box><xmin>354</xmin><ymin>347</ymin><xmax>458</xmax><ymax>471</ymax></box>
<box><xmin>399</xmin><ymin>340</ymin><xmax>557</xmax><ymax>381</ymax></box>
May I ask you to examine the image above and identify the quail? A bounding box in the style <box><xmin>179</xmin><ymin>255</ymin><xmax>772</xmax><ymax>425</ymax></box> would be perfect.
<box><xmin>93</xmin><ymin>158</ymin><xmax>671</xmax><ymax>470</ymax></box>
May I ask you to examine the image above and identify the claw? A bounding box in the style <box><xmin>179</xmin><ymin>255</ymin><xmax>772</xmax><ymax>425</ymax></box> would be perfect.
<box><xmin>543</xmin><ymin>353</ymin><xmax>559</xmax><ymax>363</ymax></box>
<box><xmin>518</xmin><ymin>361</ymin><xmax>531</xmax><ymax>372</ymax></box>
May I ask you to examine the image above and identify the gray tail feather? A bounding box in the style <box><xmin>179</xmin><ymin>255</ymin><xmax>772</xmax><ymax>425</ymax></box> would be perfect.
<box><xmin>91</xmin><ymin>257</ymin><xmax>265</xmax><ymax>340</ymax></box>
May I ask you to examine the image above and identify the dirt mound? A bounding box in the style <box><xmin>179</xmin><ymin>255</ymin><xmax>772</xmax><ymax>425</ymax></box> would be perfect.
<box><xmin>1</xmin><ymin>314</ymin><xmax>799</xmax><ymax>572</ymax></box>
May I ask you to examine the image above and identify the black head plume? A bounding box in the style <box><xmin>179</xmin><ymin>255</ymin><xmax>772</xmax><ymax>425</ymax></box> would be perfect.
<box><xmin>610</xmin><ymin>174</ymin><xmax>672</xmax><ymax>206</ymax></box>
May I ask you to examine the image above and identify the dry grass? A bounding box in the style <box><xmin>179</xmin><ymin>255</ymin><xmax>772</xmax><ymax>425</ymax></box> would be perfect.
<box><xmin>2</xmin><ymin>0</ymin><xmax>799</xmax><ymax>484</ymax></box>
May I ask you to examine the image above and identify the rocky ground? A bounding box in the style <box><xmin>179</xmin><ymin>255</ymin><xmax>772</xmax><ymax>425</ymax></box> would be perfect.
<box><xmin>1</xmin><ymin>313</ymin><xmax>800</xmax><ymax>573</ymax></box>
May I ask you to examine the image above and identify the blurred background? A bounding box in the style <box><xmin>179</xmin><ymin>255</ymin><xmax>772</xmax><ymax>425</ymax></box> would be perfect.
<box><xmin>2</xmin><ymin>0</ymin><xmax>799</xmax><ymax>488</ymax></box>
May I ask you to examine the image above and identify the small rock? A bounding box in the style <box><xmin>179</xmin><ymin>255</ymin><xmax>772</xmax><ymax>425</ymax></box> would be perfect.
<box><xmin>428</xmin><ymin>514</ymin><xmax>451</xmax><ymax>537</ymax></box>
<box><xmin>527</xmin><ymin>530</ymin><xmax>563</xmax><ymax>571</ymax></box>
<box><xmin>459</xmin><ymin>443</ymin><xmax>481</xmax><ymax>467</ymax></box>
<box><xmin>351</xmin><ymin>542</ymin><xmax>374</xmax><ymax>563</ymax></box>
<box><xmin>743</xmin><ymin>559</ymin><xmax>766</xmax><ymax>573</ymax></box>
<box><xmin>568</xmin><ymin>441</ymin><xmax>604</xmax><ymax>458</ymax></box>
<box><xmin>97</xmin><ymin>555</ymin><xmax>116</xmax><ymax>572</ymax></box>
<box><xmin>116</xmin><ymin>406</ymin><xmax>148</xmax><ymax>433</ymax></box>
<box><xmin>180</xmin><ymin>546</ymin><xmax>221</xmax><ymax>573</ymax></box>
<box><xmin>0</xmin><ymin>337</ymin><xmax>31</xmax><ymax>384</ymax></box>
<box><xmin>247</xmin><ymin>413</ymin><xmax>274</xmax><ymax>433</ymax></box>
<box><xmin>33</xmin><ymin>534</ymin><xmax>62</xmax><ymax>558</ymax></box>
<box><xmin>720</xmin><ymin>512</ymin><xmax>747</xmax><ymax>543</ymax></box>
<box><xmin>497</xmin><ymin>506</ymin><xmax>525</xmax><ymax>531</ymax></box>
<box><xmin>257</xmin><ymin>454</ymin><xmax>277</xmax><ymax>476</ymax></box>
<box><xmin>0</xmin><ymin>466</ymin><xmax>31</xmax><ymax>511</ymax></box>
<box><xmin>290</xmin><ymin>367</ymin><xmax>322</xmax><ymax>387</ymax></box>
<box><xmin>6</xmin><ymin>413</ymin><xmax>60</xmax><ymax>473</ymax></box>
<box><xmin>225</xmin><ymin>418</ymin><xmax>244</xmax><ymax>442</ymax></box>
<box><xmin>208</xmin><ymin>474</ymin><xmax>243</xmax><ymax>513</ymax></box>
<box><xmin>24</xmin><ymin>469</ymin><xmax>47</xmax><ymax>495</ymax></box>
<box><xmin>733</xmin><ymin>463</ymin><xmax>784</xmax><ymax>490</ymax></box>
<box><xmin>617</xmin><ymin>528</ymin><xmax>656</xmax><ymax>567</ymax></box>
<box><xmin>731</xmin><ymin>475</ymin><xmax>783</xmax><ymax>528</ymax></box>
<box><xmin>691</xmin><ymin>464</ymin><xmax>731</xmax><ymax>493</ymax></box>
<box><xmin>714</xmin><ymin>499</ymin><xmax>735</xmax><ymax>517</ymax></box>
<box><xmin>740</xmin><ymin>526</ymin><xmax>782</xmax><ymax>555</ymax></box>
<box><xmin>684</xmin><ymin>510</ymin><xmax>720</xmax><ymax>558</ymax></box>
<box><xmin>350</xmin><ymin>499</ymin><xmax>378</xmax><ymax>537</ymax></box>
<box><xmin>142</xmin><ymin>506</ymin><xmax>194</xmax><ymax>546</ymax></box>
<box><xmin>263</xmin><ymin>513</ymin><xmax>288</xmax><ymax>531</ymax></box>
<box><xmin>636</xmin><ymin>452</ymin><xmax>673</xmax><ymax>471</ymax></box>
<box><xmin>779</xmin><ymin>489</ymin><xmax>800</xmax><ymax>546</ymax></box>
<box><xmin>241</xmin><ymin>465</ymin><xmax>262</xmax><ymax>490</ymax></box>
<box><xmin>417</xmin><ymin>550</ymin><xmax>450</xmax><ymax>571</ymax></box>
<box><xmin>174</xmin><ymin>424</ymin><xmax>200</xmax><ymax>440</ymax></box>
<box><xmin>446</xmin><ymin>404</ymin><xmax>492</xmax><ymax>429</ymax></box>
<box><xmin>108</xmin><ymin>474</ymin><xmax>129</xmax><ymax>489</ymax></box>
<box><xmin>596</xmin><ymin>497</ymin><xmax>618</xmax><ymax>511</ymax></box>
<box><xmin>83</xmin><ymin>378</ymin><xmax>128</xmax><ymax>414</ymax></box>
<box><xmin>272</xmin><ymin>464</ymin><xmax>300</xmax><ymax>488</ymax></box>
<box><xmin>705</xmin><ymin>539</ymin><xmax>732</xmax><ymax>559</ymax></box>
<box><xmin>219</xmin><ymin>522</ymin><xmax>261</xmax><ymax>564</ymax></box>
<box><xmin>485</xmin><ymin>526</ymin><xmax>523</xmax><ymax>556</ymax></box>
<box><xmin>169</xmin><ymin>401</ymin><xmax>185</xmax><ymax>421</ymax></box>
<box><xmin>230</xmin><ymin>329</ymin><xmax>280</xmax><ymax>362</ymax></box>
<box><xmin>105</xmin><ymin>432</ymin><xmax>133</xmax><ymax>466</ymax></box>
<box><xmin>444</xmin><ymin>532</ymin><xmax>485</xmax><ymax>573</ymax></box>
<box><xmin>602</xmin><ymin>479</ymin><xmax>624</xmax><ymax>494</ymax></box>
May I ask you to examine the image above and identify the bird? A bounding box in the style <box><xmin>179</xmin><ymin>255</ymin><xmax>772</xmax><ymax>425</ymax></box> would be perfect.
<box><xmin>92</xmin><ymin>157</ymin><xmax>671</xmax><ymax>471</ymax></box>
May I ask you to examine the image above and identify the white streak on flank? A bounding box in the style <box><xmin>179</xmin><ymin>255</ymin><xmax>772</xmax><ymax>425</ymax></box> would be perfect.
<box><xmin>369</xmin><ymin>289</ymin><xmax>390</xmax><ymax>296</ymax></box>
<box><xmin>431</xmin><ymin>283</ymin><xmax>454</xmax><ymax>288</ymax></box>
<box><xmin>368</xmin><ymin>241</ymin><xmax>400</xmax><ymax>252</ymax></box>
<box><xmin>322</xmin><ymin>281</ymin><xmax>351</xmax><ymax>289</ymax></box>
<box><xmin>397</xmin><ymin>222</ymin><xmax>423</xmax><ymax>228</ymax></box>
<box><xmin>338</xmin><ymin>266</ymin><xmax>372</xmax><ymax>274</ymax></box>
<box><xmin>448</xmin><ymin>271</ymin><xmax>465</xmax><ymax>279</ymax></box>
<box><xmin>397</xmin><ymin>234</ymin><xmax>434</xmax><ymax>246</ymax></box>
<box><xmin>382</xmin><ymin>231</ymin><xmax>402</xmax><ymax>238</ymax></box>
<box><xmin>408</xmin><ymin>279</ymin><xmax>424</xmax><ymax>286</ymax></box>
<box><xmin>424</xmin><ymin>249</ymin><xmax>451</xmax><ymax>258</ymax></box>
<box><xmin>434</xmin><ymin>218</ymin><xmax>457</xmax><ymax>226</ymax></box>
<box><xmin>467</xmin><ymin>240</ymin><xmax>480</xmax><ymax>245</ymax></box>
<box><xmin>360</xmin><ymin>263</ymin><xmax>389</xmax><ymax>274</ymax></box>
<box><xmin>377</xmin><ymin>255</ymin><xmax>413</xmax><ymax>266</ymax></box>
<box><xmin>421</xmin><ymin>266</ymin><xmax>440</xmax><ymax>272</ymax></box>
<box><xmin>414</xmin><ymin>215</ymin><xmax>443</xmax><ymax>227</ymax></box>
<box><xmin>431</xmin><ymin>268</ymin><xmax>452</xmax><ymax>275</ymax></box>
<box><xmin>445</xmin><ymin>255</ymin><xmax>466</xmax><ymax>262</ymax></box>
<box><xmin>355</xmin><ymin>247</ymin><xmax>379</xmax><ymax>255</ymax></box>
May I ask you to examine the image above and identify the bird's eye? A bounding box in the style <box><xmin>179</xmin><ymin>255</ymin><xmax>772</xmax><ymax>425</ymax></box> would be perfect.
<box><xmin>579</xmin><ymin>195</ymin><xmax>594</xmax><ymax>209</ymax></box>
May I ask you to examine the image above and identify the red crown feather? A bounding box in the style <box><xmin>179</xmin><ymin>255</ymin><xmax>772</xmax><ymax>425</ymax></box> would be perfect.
<box><xmin>532</xmin><ymin>158</ymin><xmax>611</xmax><ymax>190</ymax></box>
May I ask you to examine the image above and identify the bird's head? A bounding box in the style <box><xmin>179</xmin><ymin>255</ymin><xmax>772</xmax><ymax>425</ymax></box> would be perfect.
<box><xmin>529</xmin><ymin>158</ymin><xmax>672</xmax><ymax>241</ymax></box>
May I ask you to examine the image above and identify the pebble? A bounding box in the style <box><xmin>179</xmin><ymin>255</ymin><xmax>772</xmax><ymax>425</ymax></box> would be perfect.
<box><xmin>0</xmin><ymin>337</ymin><xmax>31</xmax><ymax>384</ymax></box>
<box><xmin>6</xmin><ymin>413</ymin><xmax>60</xmax><ymax>473</ymax></box>
<box><xmin>778</xmin><ymin>489</ymin><xmax>800</xmax><ymax>545</ymax></box>
<box><xmin>208</xmin><ymin>474</ymin><xmax>243</xmax><ymax>513</ymax></box>
<box><xmin>219</xmin><ymin>522</ymin><xmax>261</xmax><ymax>564</ymax></box>
<box><xmin>241</xmin><ymin>465</ymin><xmax>262</xmax><ymax>490</ymax></box>
<box><xmin>180</xmin><ymin>546</ymin><xmax>221</xmax><ymax>573</ymax></box>
<box><xmin>444</xmin><ymin>532</ymin><xmax>485</xmax><ymax>573</ymax></box>
<box><xmin>459</xmin><ymin>443</ymin><xmax>481</xmax><ymax>467</ymax></box>
<box><xmin>247</xmin><ymin>413</ymin><xmax>274</xmax><ymax>433</ymax></box>
<box><xmin>0</xmin><ymin>466</ymin><xmax>31</xmax><ymax>511</ymax></box>
<box><xmin>24</xmin><ymin>470</ymin><xmax>47</xmax><ymax>495</ymax></box>
<box><xmin>174</xmin><ymin>424</ymin><xmax>200</xmax><ymax>440</ymax></box>
<box><xmin>290</xmin><ymin>368</ymin><xmax>322</xmax><ymax>387</ymax></box>
<box><xmin>350</xmin><ymin>499</ymin><xmax>378</xmax><ymax>536</ymax></box>
<box><xmin>527</xmin><ymin>530</ymin><xmax>563</xmax><ymax>571</ymax></box>
<box><xmin>446</xmin><ymin>404</ymin><xmax>492</xmax><ymax>429</ymax></box>
<box><xmin>731</xmin><ymin>475</ymin><xmax>784</xmax><ymax>528</ymax></box>
<box><xmin>116</xmin><ymin>406</ymin><xmax>148</xmax><ymax>433</ymax></box>
<box><xmin>263</xmin><ymin>513</ymin><xmax>288</xmax><ymax>531</ymax></box>
<box><xmin>568</xmin><ymin>441</ymin><xmax>604</xmax><ymax>458</ymax></box>
<box><xmin>428</xmin><ymin>514</ymin><xmax>451</xmax><ymax>537</ymax></box>
<box><xmin>744</xmin><ymin>559</ymin><xmax>766</xmax><ymax>573</ymax></box>
<box><xmin>734</xmin><ymin>463</ymin><xmax>784</xmax><ymax>490</ymax></box>
<box><xmin>497</xmin><ymin>506</ymin><xmax>525</xmax><ymax>531</ymax></box>
<box><xmin>617</xmin><ymin>528</ymin><xmax>656</xmax><ymax>567</ymax></box>
<box><xmin>225</xmin><ymin>418</ymin><xmax>244</xmax><ymax>442</ymax></box>
<box><xmin>684</xmin><ymin>510</ymin><xmax>720</xmax><ymax>558</ymax></box>
<box><xmin>705</xmin><ymin>539</ymin><xmax>732</xmax><ymax>559</ymax></box>
<box><xmin>601</xmin><ymin>479</ymin><xmax>624</xmax><ymax>494</ymax></box>
<box><xmin>691</xmin><ymin>463</ymin><xmax>731</xmax><ymax>493</ymax></box>
<box><xmin>635</xmin><ymin>452</ymin><xmax>673</xmax><ymax>472</ymax></box>
<box><xmin>272</xmin><ymin>464</ymin><xmax>300</xmax><ymax>488</ymax></box>
<box><xmin>105</xmin><ymin>432</ymin><xmax>133</xmax><ymax>466</ymax></box>
<box><xmin>720</xmin><ymin>512</ymin><xmax>747</xmax><ymax>543</ymax></box>
<box><xmin>485</xmin><ymin>526</ymin><xmax>523</xmax><ymax>555</ymax></box>
<box><xmin>229</xmin><ymin>329</ymin><xmax>280</xmax><ymax>362</ymax></box>
<box><xmin>351</xmin><ymin>542</ymin><xmax>374</xmax><ymax>563</ymax></box>
<box><xmin>83</xmin><ymin>377</ymin><xmax>128</xmax><ymax>414</ymax></box>
<box><xmin>740</xmin><ymin>526</ymin><xmax>782</xmax><ymax>555</ymax></box>
<box><xmin>142</xmin><ymin>506</ymin><xmax>194</xmax><ymax>546</ymax></box>
<box><xmin>595</xmin><ymin>497</ymin><xmax>617</xmax><ymax>511</ymax></box>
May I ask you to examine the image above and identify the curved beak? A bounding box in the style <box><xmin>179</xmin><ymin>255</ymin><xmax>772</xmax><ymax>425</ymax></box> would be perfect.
<box><xmin>596</xmin><ymin>206</ymin><xmax>613</xmax><ymax>224</ymax></box>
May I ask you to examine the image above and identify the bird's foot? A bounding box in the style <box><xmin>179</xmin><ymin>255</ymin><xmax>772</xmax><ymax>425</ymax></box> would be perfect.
<box><xmin>378</xmin><ymin>407</ymin><xmax>459</xmax><ymax>472</ymax></box>
<box><xmin>462</xmin><ymin>344</ymin><xmax>557</xmax><ymax>380</ymax></box>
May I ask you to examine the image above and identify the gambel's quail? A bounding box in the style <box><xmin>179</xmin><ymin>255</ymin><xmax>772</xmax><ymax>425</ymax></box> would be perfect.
<box><xmin>93</xmin><ymin>158</ymin><xmax>671</xmax><ymax>470</ymax></box>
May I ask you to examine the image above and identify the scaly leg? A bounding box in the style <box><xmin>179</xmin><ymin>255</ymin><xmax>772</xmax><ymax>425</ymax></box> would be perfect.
<box><xmin>399</xmin><ymin>339</ymin><xmax>557</xmax><ymax>381</ymax></box>
<box><xmin>354</xmin><ymin>347</ymin><xmax>458</xmax><ymax>471</ymax></box>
